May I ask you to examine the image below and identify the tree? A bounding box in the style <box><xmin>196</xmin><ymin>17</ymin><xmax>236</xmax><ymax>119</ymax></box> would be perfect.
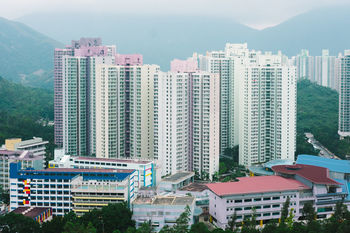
<box><xmin>227</xmin><ymin>211</ymin><xmax>237</xmax><ymax>231</ymax></box>
<box><xmin>0</xmin><ymin>212</ymin><xmax>41</xmax><ymax>233</ymax></box>
<box><xmin>333</xmin><ymin>199</ymin><xmax>349</xmax><ymax>222</ymax></box>
<box><xmin>41</xmin><ymin>216</ymin><xmax>66</xmax><ymax>233</ymax></box>
<box><xmin>301</xmin><ymin>202</ymin><xmax>316</xmax><ymax>223</ymax></box>
<box><xmin>136</xmin><ymin>220</ymin><xmax>154</xmax><ymax>233</ymax></box>
<box><xmin>219</xmin><ymin>162</ymin><xmax>227</xmax><ymax>174</ymax></box>
<box><xmin>173</xmin><ymin>205</ymin><xmax>191</xmax><ymax>233</ymax></box>
<box><xmin>0</xmin><ymin>185</ymin><xmax>9</xmax><ymax>205</ymax></box>
<box><xmin>63</xmin><ymin>221</ymin><xmax>96</xmax><ymax>233</ymax></box>
<box><xmin>241</xmin><ymin>209</ymin><xmax>259</xmax><ymax>233</ymax></box>
<box><xmin>280</xmin><ymin>197</ymin><xmax>290</xmax><ymax>223</ymax></box>
<box><xmin>189</xmin><ymin>222</ymin><xmax>210</xmax><ymax>233</ymax></box>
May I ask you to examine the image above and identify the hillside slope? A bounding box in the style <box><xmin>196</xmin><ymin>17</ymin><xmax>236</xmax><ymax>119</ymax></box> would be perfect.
<box><xmin>0</xmin><ymin>77</ymin><xmax>54</xmax><ymax>158</ymax></box>
<box><xmin>0</xmin><ymin>17</ymin><xmax>62</xmax><ymax>89</ymax></box>
<box><xmin>297</xmin><ymin>79</ymin><xmax>350</xmax><ymax>159</ymax></box>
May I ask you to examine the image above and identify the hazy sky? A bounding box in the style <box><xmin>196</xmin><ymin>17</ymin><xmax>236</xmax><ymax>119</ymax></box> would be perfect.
<box><xmin>1</xmin><ymin>0</ymin><xmax>349</xmax><ymax>29</ymax></box>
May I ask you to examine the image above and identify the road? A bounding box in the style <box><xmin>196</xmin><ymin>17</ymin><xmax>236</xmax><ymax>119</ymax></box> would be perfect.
<box><xmin>304</xmin><ymin>132</ymin><xmax>341</xmax><ymax>159</ymax></box>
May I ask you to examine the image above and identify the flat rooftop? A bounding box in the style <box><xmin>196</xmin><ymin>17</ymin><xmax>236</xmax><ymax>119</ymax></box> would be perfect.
<box><xmin>180</xmin><ymin>183</ymin><xmax>208</xmax><ymax>192</ymax></box>
<box><xmin>272</xmin><ymin>164</ymin><xmax>341</xmax><ymax>185</ymax></box>
<box><xmin>75</xmin><ymin>156</ymin><xmax>152</xmax><ymax>165</ymax></box>
<box><xmin>25</xmin><ymin>167</ymin><xmax>135</xmax><ymax>174</ymax></box>
<box><xmin>162</xmin><ymin>172</ymin><xmax>195</xmax><ymax>183</ymax></box>
<box><xmin>207</xmin><ymin>175</ymin><xmax>310</xmax><ymax>197</ymax></box>
<box><xmin>297</xmin><ymin>154</ymin><xmax>350</xmax><ymax>174</ymax></box>
<box><xmin>134</xmin><ymin>196</ymin><xmax>195</xmax><ymax>206</ymax></box>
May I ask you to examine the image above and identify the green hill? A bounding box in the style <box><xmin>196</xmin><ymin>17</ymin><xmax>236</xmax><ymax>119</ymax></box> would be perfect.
<box><xmin>296</xmin><ymin>79</ymin><xmax>350</xmax><ymax>159</ymax></box>
<box><xmin>0</xmin><ymin>77</ymin><xmax>54</xmax><ymax>159</ymax></box>
<box><xmin>0</xmin><ymin>17</ymin><xmax>62</xmax><ymax>89</ymax></box>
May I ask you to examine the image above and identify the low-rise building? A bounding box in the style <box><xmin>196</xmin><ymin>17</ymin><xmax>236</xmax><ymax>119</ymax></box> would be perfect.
<box><xmin>9</xmin><ymin>162</ymin><xmax>136</xmax><ymax>216</ymax></box>
<box><xmin>71</xmin><ymin>175</ymin><xmax>132</xmax><ymax>216</ymax></box>
<box><xmin>12</xmin><ymin>207</ymin><xmax>52</xmax><ymax>223</ymax></box>
<box><xmin>207</xmin><ymin>164</ymin><xmax>347</xmax><ymax>229</ymax></box>
<box><xmin>132</xmin><ymin>195</ymin><xmax>195</xmax><ymax>231</ymax></box>
<box><xmin>49</xmin><ymin>151</ymin><xmax>157</xmax><ymax>190</ymax></box>
<box><xmin>158</xmin><ymin>172</ymin><xmax>195</xmax><ymax>193</ymax></box>
<box><xmin>4</xmin><ymin>137</ymin><xmax>48</xmax><ymax>159</ymax></box>
<box><xmin>0</xmin><ymin>150</ymin><xmax>44</xmax><ymax>190</ymax></box>
<box><xmin>176</xmin><ymin>183</ymin><xmax>209</xmax><ymax>216</ymax></box>
<box><xmin>296</xmin><ymin>154</ymin><xmax>350</xmax><ymax>200</ymax></box>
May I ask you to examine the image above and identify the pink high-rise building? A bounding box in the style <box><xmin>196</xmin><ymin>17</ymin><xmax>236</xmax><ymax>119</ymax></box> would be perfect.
<box><xmin>54</xmin><ymin>38</ymin><xmax>144</xmax><ymax>158</ymax></box>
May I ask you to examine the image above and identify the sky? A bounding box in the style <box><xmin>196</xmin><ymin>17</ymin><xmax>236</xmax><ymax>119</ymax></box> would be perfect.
<box><xmin>1</xmin><ymin>0</ymin><xmax>350</xmax><ymax>29</ymax></box>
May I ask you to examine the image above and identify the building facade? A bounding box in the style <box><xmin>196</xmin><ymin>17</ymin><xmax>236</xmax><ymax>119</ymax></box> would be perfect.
<box><xmin>338</xmin><ymin>50</ymin><xmax>350</xmax><ymax>138</ymax></box>
<box><xmin>132</xmin><ymin>196</ymin><xmax>195</xmax><ymax>231</ymax></box>
<box><xmin>4</xmin><ymin>137</ymin><xmax>49</xmax><ymax>160</ymax></box>
<box><xmin>207</xmin><ymin>164</ymin><xmax>347</xmax><ymax>229</ymax></box>
<box><xmin>95</xmin><ymin>63</ymin><xmax>157</xmax><ymax>159</ymax></box>
<box><xmin>154</xmin><ymin>67</ymin><xmax>220</xmax><ymax>178</ymax></box>
<box><xmin>0</xmin><ymin>150</ymin><xmax>44</xmax><ymax>190</ymax></box>
<box><xmin>9</xmin><ymin>162</ymin><xmax>136</xmax><ymax>216</ymax></box>
<box><xmin>238</xmin><ymin>52</ymin><xmax>296</xmax><ymax>166</ymax></box>
<box><xmin>197</xmin><ymin>43</ymin><xmax>249</xmax><ymax>152</ymax></box>
<box><xmin>49</xmin><ymin>153</ymin><xmax>156</xmax><ymax>189</ymax></box>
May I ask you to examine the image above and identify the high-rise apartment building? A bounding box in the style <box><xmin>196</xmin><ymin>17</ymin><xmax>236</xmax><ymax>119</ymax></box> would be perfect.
<box><xmin>314</xmin><ymin>49</ymin><xmax>338</xmax><ymax>90</ymax></box>
<box><xmin>55</xmin><ymin>38</ymin><xmax>116</xmax><ymax>155</ymax></box>
<box><xmin>338</xmin><ymin>50</ymin><xmax>350</xmax><ymax>139</ymax></box>
<box><xmin>154</xmin><ymin>60</ymin><xmax>220</xmax><ymax>178</ymax></box>
<box><xmin>293</xmin><ymin>49</ymin><xmax>341</xmax><ymax>92</ymax></box>
<box><xmin>294</xmin><ymin>49</ymin><xmax>314</xmax><ymax>81</ymax></box>
<box><xmin>62</xmin><ymin>54</ymin><xmax>115</xmax><ymax>156</ymax></box>
<box><xmin>55</xmin><ymin>38</ymin><xmax>147</xmax><ymax>157</ymax></box>
<box><xmin>197</xmin><ymin>43</ymin><xmax>249</xmax><ymax>153</ymax></box>
<box><xmin>238</xmin><ymin>52</ymin><xmax>296</xmax><ymax>166</ymax></box>
<box><xmin>95</xmin><ymin>63</ymin><xmax>157</xmax><ymax>159</ymax></box>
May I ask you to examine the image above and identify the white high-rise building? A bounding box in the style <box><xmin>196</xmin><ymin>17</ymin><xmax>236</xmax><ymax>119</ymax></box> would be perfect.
<box><xmin>315</xmin><ymin>49</ymin><xmax>338</xmax><ymax>90</ymax></box>
<box><xmin>197</xmin><ymin>43</ymin><xmax>249</xmax><ymax>152</ymax></box>
<box><xmin>154</xmin><ymin>72</ymin><xmax>189</xmax><ymax>176</ymax></box>
<box><xmin>238</xmin><ymin>52</ymin><xmax>296</xmax><ymax>166</ymax></box>
<box><xmin>95</xmin><ymin>64</ymin><xmax>159</xmax><ymax>159</ymax></box>
<box><xmin>154</xmin><ymin>65</ymin><xmax>220</xmax><ymax>178</ymax></box>
<box><xmin>62</xmin><ymin>55</ymin><xmax>115</xmax><ymax>156</ymax></box>
<box><xmin>294</xmin><ymin>49</ymin><xmax>314</xmax><ymax>81</ymax></box>
<box><xmin>338</xmin><ymin>50</ymin><xmax>350</xmax><ymax>139</ymax></box>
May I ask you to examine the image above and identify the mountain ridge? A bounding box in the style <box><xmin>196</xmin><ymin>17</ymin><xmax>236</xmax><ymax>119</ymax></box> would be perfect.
<box><xmin>1</xmin><ymin>6</ymin><xmax>350</xmax><ymax>89</ymax></box>
<box><xmin>0</xmin><ymin>16</ymin><xmax>62</xmax><ymax>89</ymax></box>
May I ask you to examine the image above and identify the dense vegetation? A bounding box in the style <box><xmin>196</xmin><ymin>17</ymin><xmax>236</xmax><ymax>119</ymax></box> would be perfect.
<box><xmin>0</xmin><ymin>200</ymin><xmax>349</xmax><ymax>233</ymax></box>
<box><xmin>296</xmin><ymin>79</ymin><xmax>350</xmax><ymax>159</ymax></box>
<box><xmin>0</xmin><ymin>77</ymin><xmax>54</xmax><ymax>160</ymax></box>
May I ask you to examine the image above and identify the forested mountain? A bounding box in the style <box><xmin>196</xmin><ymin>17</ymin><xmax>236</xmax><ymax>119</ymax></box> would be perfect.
<box><xmin>0</xmin><ymin>17</ymin><xmax>62</xmax><ymax>89</ymax></box>
<box><xmin>296</xmin><ymin>79</ymin><xmax>350</xmax><ymax>159</ymax></box>
<box><xmin>0</xmin><ymin>77</ymin><xmax>54</xmax><ymax>158</ymax></box>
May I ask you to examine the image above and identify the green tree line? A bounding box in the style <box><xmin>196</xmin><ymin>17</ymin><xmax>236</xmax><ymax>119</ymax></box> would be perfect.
<box><xmin>0</xmin><ymin>77</ymin><xmax>54</xmax><ymax>161</ymax></box>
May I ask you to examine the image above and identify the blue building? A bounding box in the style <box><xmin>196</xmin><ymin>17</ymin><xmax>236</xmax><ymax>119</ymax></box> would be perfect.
<box><xmin>9</xmin><ymin>162</ymin><xmax>136</xmax><ymax>216</ymax></box>
<box><xmin>296</xmin><ymin>154</ymin><xmax>350</xmax><ymax>201</ymax></box>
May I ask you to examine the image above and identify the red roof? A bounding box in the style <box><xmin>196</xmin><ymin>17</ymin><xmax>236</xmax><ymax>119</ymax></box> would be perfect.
<box><xmin>272</xmin><ymin>164</ymin><xmax>341</xmax><ymax>185</ymax></box>
<box><xmin>206</xmin><ymin>176</ymin><xmax>310</xmax><ymax>196</ymax></box>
